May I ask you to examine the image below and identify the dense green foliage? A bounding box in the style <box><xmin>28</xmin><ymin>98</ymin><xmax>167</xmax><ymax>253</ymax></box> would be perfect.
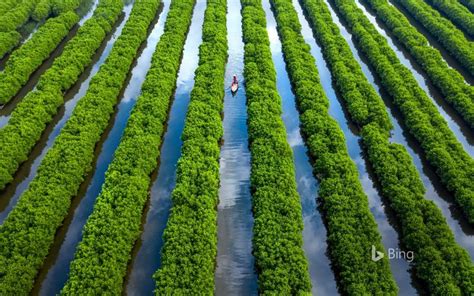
<box><xmin>33</xmin><ymin>0</ymin><xmax>53</xmax><ymax>21</ymax></box>
<box><xmin>392</xmin><ymin>0</ymin><xmax>474</xmax><ymax>75</ymax></box>
<box><xmin>0</xmin><ymin>0</ymin><xmax>159</xmax><ymax>294</ymax></box>
<box><xmin>300</xmin><ymin>0</ymin><xmax>474</xmax><ymax>293</ymax></box>
<box><xmin>269</xmin><ymin>0</ymin><xmax>397</xmax><ymax>294</ymax></box>
<box><xmin>360</xmin><ymin>0</ymin><xmax>474</xmax><ymax>128</ymax></box>
<box><xmin>0</xmin><ymin>0</ymin><xmax>123</xmax><ymax>191</ymax></box>
<box><xmin>0</xmin><ymin>0</ymin><xmax>37</xmax><ymax>32</ymax></box>
<box><xmin>0</xmin><ymin>0</ymin><xmax>38</xmax><ymax>58</ymax></box>
<box><xmin>76</xmin><ymin>0</ymin><xmax>96</xmax><ymax>17</ymax></box>
<box><xmin>362</xmin><ymin>126</ymin><xmax>474</xmax><ymax>294</ymax></box>
<box><xmin>424</xmin><ymin>0</ymin><xmax>474</xmax><ymax>36</ymax></box>
<box><xmin>459</xmin><ymin>0</ymin><xmax>474</xmax><ymax>12</ymax></box>
<box><xmin>0</xmin><ymin>32</ymin><xmax>21</xmax><ymax>60</ymax></box>
<box><xmin>61</xmin><ymin>1</ymin><xmax>196</xmax><ymax>294</ymax></box>
<box><xmin>0</xmin><ymin>0</ymin><xmax>20</xmax><ymax>15</ymax></box>
<box><xmin>153</xmin><ymin>0</ymin><xmax>227</xmax><ymax>293</ymax></box>
<box><xmin>331</xmin><ymin>0</ymin><xmax>474</xmax><ymax>223</ymax></box>
<box><xmin>1</xmin><ymin>0</ymin><xmax>91</xmax><ymax>58</ymax></box>
<box><xmin>33</xmin><ymin>0</ymin><xmax>87</xmax><ymax>21</ymax></box>
<box><xmin>294</xmin><ymin>0</ymin><xmax>389</xmax><ymax>134</ymax></box>
<box><xmin>241</xmin><ymin>0</ymin><xmax>312</xmax><ymax>293</ymax></box>
<box><xmin>0</xmin><ymin>0</ymin><xmax>123</xmax><ymax>295</ymax></box>
<box><xmin>0</xmin><ymin>12</ymin><xmax>79</xmax><ymax>104</ymax></box>
<box><xmin>52</xmin><ymin>0</ymin><xmax>84</xmax><ymax>14</ymax></box>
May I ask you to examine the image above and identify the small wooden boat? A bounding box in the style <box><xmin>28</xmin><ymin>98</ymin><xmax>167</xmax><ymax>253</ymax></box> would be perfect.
<box><xmin>231</xmin><ymin>82</ymin><xmax>239</xmax><ymax>93</ymax></box>
<box><xmin>231</xmin><ymin>74</ymin><xmax>239</xmax><ymax>94</ymax></box>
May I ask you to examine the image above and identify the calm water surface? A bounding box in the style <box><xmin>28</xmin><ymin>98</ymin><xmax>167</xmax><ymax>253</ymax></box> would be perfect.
<box><xmin>124</xmin><ymin>1</ymin><xmax>206</xmax><ymax>295</ymax></box>
<box><xmin>0</xmin><ymin>4</ymin><xmax>133</xmax><ymax>225</ymax></box>
<box><xmin>264</xmin><ymin>1</ymin><xmax>339</xmax><ymax>295</ymax></box>
<box><xmin>328</xmin><ymin>0</ymin><xmax>474</xmax><ymax>257</ymax></box>
<box><xmin>275</xmin><ymin>0</ymin><xmax>418</xmax><ymax>293</ymax></box>
<box><xmin>353</xmin><ymin>0</ymin><xmax>474</xmax><ymax>158</ymax></box>
<box><xmin>31</xmin><ymin>2</ymin><xmax>167</xmax><ymax>294</ymax></box>
<box><xmin>0</xmin><ymin>0</ymin><xmax>101</xmax><ymax>121</ymax></box>
<box><xmin>214</xmin><ymin>0</ymin><xmax>258</xmax><ymax>294</ymax></box>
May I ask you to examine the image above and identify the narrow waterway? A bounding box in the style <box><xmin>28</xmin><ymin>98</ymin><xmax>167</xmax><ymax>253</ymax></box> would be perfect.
<box><xmin>0</xmin><ymin>26</ymin><xmax>78</xmax><ymax>125</ymax></box>
<box><xmin>321</xmin><ymin>0</ymin><xmax>474</xmax><ymax>260</ymax></box>
<box><xmin>262</xmin><ymin>2</ymin><xmax>339</xmax><ymax>294</ymax></box>
<box><xmin>352</xmin><ymin>0</ymin><xmax>474</xmax><ymax>158</ymax></box>
<box><xmin>0</xmin><ymin>0</ymin><xmax>100</xmax><ymax>115</ymax></box>
<box><xmin>367</xmin><ymin>0</ymin><xmax>474</xmax><ymax>85</ymax></box>
<box><xmin>30</xmin><ymin>2</ymin><xmax>168</xmax><ymax>295</ymax></box>
<box><xmin>0</xmin><ymin>0</ymin><xmax>98</xmax><ymax>69</ymax></box>
<box><xmin>0</xmin><ymin>23</ymin><xmax>38</xmax><ymax>69</ymax></box>
<box><xmin>265</xmin><ymin>0</ymin><xmax>418</xmax><ymax>293</ymax></box>
<box><xmin>394</xmin><ymin>0</ymin><xmax>474</xmax><ymax>43</ymax></box>
<box><xmin>0</xmin><ymin>4</ymin><xmax>133</xmax><ymax>225</ymax></box>
<box><xmin>78</xmin><ymin>0</ymin><xmax>99</xmax><ymax>26</ymax></box>
<box><xmin>23</xmin><ymin>24</ymin><xmax>39</xmax><ymax>43</ymax></box>
<box><xmin>214</xmin><ymin>0</ymin><xmax>258</xmax><ymax>294</ymax></box>
<box><xmin>124</xmin><ymin>1</ymin><xmax>205</xmax><ymax>295</ymax></box>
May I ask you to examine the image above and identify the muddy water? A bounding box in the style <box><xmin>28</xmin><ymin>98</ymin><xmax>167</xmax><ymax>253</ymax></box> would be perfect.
<box><xmin>0</xmin><ymin>5</ymin><xmax>133</xmax><ymax>225</ymax></box>
<box><xmin>123</xmin><ymin>1</ymin><xmax>205</xmax><ymax>295</ymax></box>
<box><xmin>352</xmin><ymin>0</ymin><xmax>474</xmax><ymax>158</ymax></box>
<box><xmin>214</xmin><ymin>0</ymin><xmax>258</xmax><ymax>294</ymax></box>
<box><xmin>0</xmin><ymin>0</ymin><xmax>101</xmax><ymax>124</ymax></box>
<box><xmin>323</xmin><ymin>0</ymin><xmax>474</xmax><ymax>264</ymax></box>
<box><xmin>373</xmin><ymin>0</ymin><xmax>474</xmax><ymax>84</ymax></box>
<box><xmin>30</xmin><ymin>3</ymin><xmax>168</xmax><ymax>295</ymax></box>
<box><xmin>269</xmin><ymin>0</ymin><xmax>418</xmax><ymax>293</ymax></box>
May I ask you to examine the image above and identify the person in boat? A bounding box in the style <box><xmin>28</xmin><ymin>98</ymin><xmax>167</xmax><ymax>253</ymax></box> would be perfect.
<box><xmin>231</xmin><ymin>74</ymin><xmax>239</xmax><ymax>93</ymax></box>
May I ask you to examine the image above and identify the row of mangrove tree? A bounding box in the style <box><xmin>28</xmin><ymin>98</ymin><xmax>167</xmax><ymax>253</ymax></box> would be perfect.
<box><xmin>61</xmin><ymin>0</ymin><xmax>196</xmax><ymax>294</ymax></box>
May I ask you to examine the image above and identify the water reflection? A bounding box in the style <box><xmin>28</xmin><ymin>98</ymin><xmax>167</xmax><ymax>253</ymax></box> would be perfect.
<box><xmin>354</xmin><ymin>0</ymin><xmax>474</xmax><ymax>157</ymax></box>
<box><xmin>266</xmin><ymin>0</ymin><xmax>346</xmax><ymax>294</ymax></box>
<box><xmin>0</xmin><ymin>4</ymin><xmax>133</xmax><ymax>225</ymax></box>
<box><xmin>379</xmin><ymin>0</ymin><xmax>474</xmax><ymax>84</ymax></box>
<box><xmin>0</xmin><ymin>0</ymin><xmax>101</xmax><ymax>123</ymax></box>
<box><xmin>124</xmin><ymin>1</ymin><xmax>206</xmax><ymax>295</ymax></box>
<box><xmin>324</xmin><ymin>0</ymin><xmax>474</xmax><ymax>258</ymax></box>
<box><xmin>214</xmin><ymin>0</ymin><xmax>258</xmax><ymax>294</ymax></box>
<box><xmin>31</xmin><ymin>2</ymin><xmax>167</xmax><ymax>295</ymax></box>
<box><xmin>289</xmin><ymin>0</ymin><xmax>419</xmax><ymax>293</ymax></box>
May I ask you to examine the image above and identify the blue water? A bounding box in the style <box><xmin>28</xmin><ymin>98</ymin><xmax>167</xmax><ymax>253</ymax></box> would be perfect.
<box><xmin>31</xmin><ymin>2</ymin><xmax>170</xmax><ymax>295</ymax></box>
<box><xmin>0</xmin><ymin>0</ymin><xmax>101</xmax><ymax>123</ymax></box>
<box><xmin>267</xmin><ymin>0</ymin><xmax>417</xmax><ymax>293</ymax></box>
<box><xmin>124</xmin><ymin>1</ymin><xmax>206</xmax><ymax>295</ymax></box>
<box><xmin>326</xmin><ymin>0</ymin><xmax>474</xmax><ymax>258</ymax></box>
<box><xmin>354</xmin><ymin>0</ymin><xmax>474</xmax><ymax>157</ymax></box>
<box><xmin>265</xmin><ymin>0</ymin><xmax>343</xmax><ymax>294</ymax></box>
<box><xmin>214</xmin><ymin>0</ymin><xmax>258</xmax><ymax>294</ymax></box>
<box><xmin>0</xmin><ymin>4</ymin><xmax>134</xmax><ymax>226</ymax></box>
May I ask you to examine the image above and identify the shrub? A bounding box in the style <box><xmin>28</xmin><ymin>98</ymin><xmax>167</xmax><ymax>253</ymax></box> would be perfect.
<box><xmin>61</xmin><ymin>0</ymin><xmax>197</xmax><ymax>294</ymax></box>
<box><xmin>153</xmin><ymin>0</ymin><xmax>228</xmax><ymax>293</ymax></box>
